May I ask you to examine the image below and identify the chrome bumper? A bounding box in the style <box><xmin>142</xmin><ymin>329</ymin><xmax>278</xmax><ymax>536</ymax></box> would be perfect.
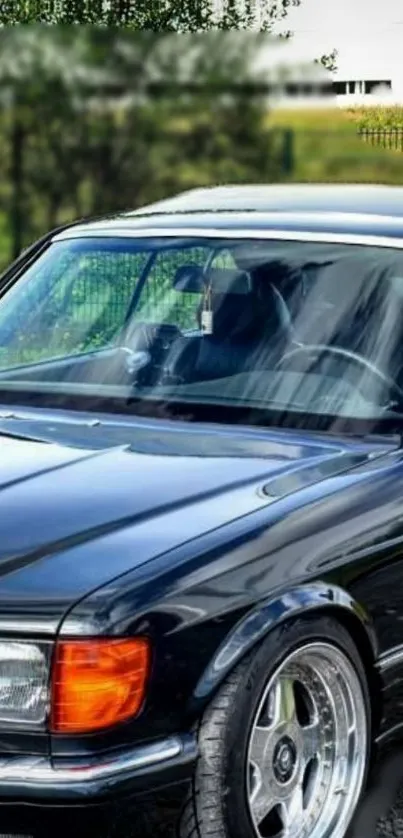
<box><xmin>0</xmin><ymin>734</ymin><xmax>197</xmax><ymax>803</ymax></box>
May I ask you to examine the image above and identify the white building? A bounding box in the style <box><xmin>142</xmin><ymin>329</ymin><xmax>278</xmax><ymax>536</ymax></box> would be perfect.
<box><xmin>332</xmin><ymin>67</ymin><xmax>397</xmax><ymax>107</ymax></box>
<box><xmin>329</xmin><ymin>50</ymin><xmax>403</xmax><ymax>107</ymax></box>
<box><xmin>252</xmin><ymin>42</ymin><xmax>335</xmax><ymax>108</ymax></box>
<box><xmin>245</xmin><ymin>39</ymin><xmax>403</xmax><ymax>108</ymax></box>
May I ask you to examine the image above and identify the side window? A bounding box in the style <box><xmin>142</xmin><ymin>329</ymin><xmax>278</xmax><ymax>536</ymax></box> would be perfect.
<box><xmin>134</xmin><ymin>247</ymin><xmax>209</xmax><ymax>331</ymax></box>
<box><xmin>51</xmin><ymin>251</ymin><xmax>145</xmax><ymax>350</ymax></box>
<box><xmin>0</xmin><ymin>248</ymin><xmax>147</xmax><ymax>366</ymax></box>
<box><xmin>210</xmin><ymin>249</ymin><xmax>238</xmax><ymax>270</ymax></box>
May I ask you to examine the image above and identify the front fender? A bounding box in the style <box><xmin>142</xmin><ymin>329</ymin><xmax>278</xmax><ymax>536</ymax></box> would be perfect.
<box><xmin>192</xmin><ymin>582</ymin><xmax>378</xmax><ymax>704</ymax></box>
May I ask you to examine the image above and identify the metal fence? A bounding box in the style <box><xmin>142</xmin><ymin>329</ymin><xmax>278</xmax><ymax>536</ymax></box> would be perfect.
<box><xmin>358</xmin><ymin>128</ymin><xmax>403</xmax><ymax>151</ymax></box>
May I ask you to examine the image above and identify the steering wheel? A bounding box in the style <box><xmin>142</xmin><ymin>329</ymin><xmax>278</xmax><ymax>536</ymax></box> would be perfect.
<box><xmin>117</xmin><ymin>346</ymin><xmax>152</xmax><ymax>376</ymax></box>
<box><xmin>275</xmin><ymin>343</ymin><xmax>403</xmax><ymax>406</ymax></box>
<box><xmin>121</xmin><ymin>321</ymin><xmax>183</xmax><ymax>384</ymax></box>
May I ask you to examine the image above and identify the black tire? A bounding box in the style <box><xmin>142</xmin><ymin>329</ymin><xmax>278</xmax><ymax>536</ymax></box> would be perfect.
<box><xmin>178</xmin><ymin>615</ymin><xmax>371</xmax><ymax>838</ymax></box>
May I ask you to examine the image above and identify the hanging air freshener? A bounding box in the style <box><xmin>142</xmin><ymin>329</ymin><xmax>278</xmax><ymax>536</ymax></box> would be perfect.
<box><xmin>201</xmin><ymin>284</ymin><xmax>213</xmax><ymax>335</ymax></box>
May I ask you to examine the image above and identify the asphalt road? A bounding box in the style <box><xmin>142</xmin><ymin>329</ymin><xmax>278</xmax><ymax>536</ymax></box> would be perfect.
<box><xmin>349</xmin><ymin>749</ymin><xmax>403</xmax><ymax>838</ymax></box>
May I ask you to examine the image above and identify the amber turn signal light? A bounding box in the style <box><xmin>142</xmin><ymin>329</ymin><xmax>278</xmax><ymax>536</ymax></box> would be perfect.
<box><xmin>50</xmin><ymin>638</ymin><xmax>150</xmax><ymax>734</ymax></box>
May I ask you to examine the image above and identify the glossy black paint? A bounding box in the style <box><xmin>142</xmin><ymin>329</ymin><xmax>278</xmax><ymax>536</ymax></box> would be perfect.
<box><xmin>0</xmin><ymin>411</ymin><xmax>391</xmax><ymax>630</ymax></box>
<box><xmin>0</xmin><ymin>406</ymin><xmax>400</xmax><ymax>763</ymax></box>
<box><xmin>3</xmin><ymin>187</ymin><xmax>403</xmax><ymax>828</ymax></box>
<box><xmin>127</xmin><ymin>183</ymin><xmax>403</xmax><ymax>219</ymax></box>
<box><xmin>0</xmin><ymin>784</ymin><xmax>190</xmax><ymax>838</ymax></box>
<box><xmin>55</xmin><ymin>209</ymin><xmax>403</xmax><ymax>242</ymax></box>
<box><xmin>0</xmin><ymin>734</ymin><xmax>197</xmax><ymax>805</ymax></box>
<box><xmin>51</xmin><ymin>182</ymin><xmax>403</xmax><ymax>241</ymax></box>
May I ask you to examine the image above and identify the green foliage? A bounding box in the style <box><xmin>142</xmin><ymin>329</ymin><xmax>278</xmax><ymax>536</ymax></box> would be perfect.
<box><xmin>0</xmin><ymin>2</ymin><xmax>335</xmax><ymax>69</ymax></box>
<box><xmin>346</xmin><ymin>107</ymin><xmax>403</xmax><ymax>130</ymax></box>
<box><xmin>0</xmin><ymin>30</ymin><xmax>397</xmax><ymax>274</ymax></box>
<box><xmin>315</xmin><ymin>48</ymin><xmax>338</xmax><ymax>73</ymax></box>
<box><xmin>268</xmin><ymin>109</ymin><xmax>403</xmax><ymax>184</ymax></box>
<box><xmin>0</xmin><ymin>0</ymin><xmax>299</xmax><ymax>31</ymax></box>
<box><xmin>0</xmin><ymin>28</ymin><xmax>284</xmax><ymax>265</ymax></box>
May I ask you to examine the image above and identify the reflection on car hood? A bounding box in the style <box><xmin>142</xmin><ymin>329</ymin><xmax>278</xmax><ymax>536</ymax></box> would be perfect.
<box><xmin>0</xmin><ymin>409</ymin><xmax>394</xmax><ymax>632</ymax></box>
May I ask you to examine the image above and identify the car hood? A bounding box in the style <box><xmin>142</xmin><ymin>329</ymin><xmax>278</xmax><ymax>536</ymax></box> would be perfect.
<box><xmin>0</xmin><ymin>409</ymin><xmax>395</xmax><ymax>633</ymax></box>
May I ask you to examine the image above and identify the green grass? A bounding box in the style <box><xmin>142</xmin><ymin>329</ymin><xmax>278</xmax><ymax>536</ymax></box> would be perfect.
<box><xmin>267</xmin><ymin>108</ymin><xmax>403</xmax><ymax>184</ymax></box>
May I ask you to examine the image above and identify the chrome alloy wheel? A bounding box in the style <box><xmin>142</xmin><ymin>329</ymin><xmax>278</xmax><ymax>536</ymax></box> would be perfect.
<box><xmin>246</xmin><ymin>642</ymin><xmax>368</xmax><ymax>838</ymax></box>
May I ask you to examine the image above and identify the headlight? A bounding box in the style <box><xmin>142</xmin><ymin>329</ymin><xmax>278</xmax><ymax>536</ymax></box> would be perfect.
<box><xmin>0</xmin><ymin>638</ymin><xmax>150</xmax><ymax>733</ymax></box>
<box><xmin>0</xmin><ymin>641</ymin><xmax>50</xmax><ymax>726</ymax></box>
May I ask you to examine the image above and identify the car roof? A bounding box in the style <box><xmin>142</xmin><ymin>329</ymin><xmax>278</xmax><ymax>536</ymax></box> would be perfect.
<box><xmin>127</xmin><ymin>184</ymin><xmax>403</xmax><ymax>218</ymax></box>
<box><xmin>53</xmin><ymin>184</ymin><xmax>403</xmax><ymax>243</ymax></box>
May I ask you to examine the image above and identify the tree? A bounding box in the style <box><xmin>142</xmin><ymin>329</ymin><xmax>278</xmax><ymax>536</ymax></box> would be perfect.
<box><xmin>0</xmin><ymin>2</ymin><xmax>336</xmax><ymax>75</ymax></box>
<box><xmin>0</xmin><ymin>21</ymin><xmax>335</xmax><ymax>263</ymax></box>
<box><xmin>0</xmin><ymin>1</ymin><xmax>301</xmax><ymax>32</ymax></box>
<box><xmin>316</xmin><ymin>49</ymin><xmax>338</xmax><ymax>73</ymax></box>
<box><xmin>0</xmin><ymin>27</ymin><xmax>106</xmax><ymax>256</ymax></box>
<box><xmin>0</xmin><ymin>28</ymin><xmax>292</xmax><ymax>260</ymax></box>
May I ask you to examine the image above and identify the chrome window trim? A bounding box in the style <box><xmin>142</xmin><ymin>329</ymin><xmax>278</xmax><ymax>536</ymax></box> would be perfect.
<box><xmin>52</xmin><ymin>227</ymin><xmax>403</xmax><ymax>250</ymax></box>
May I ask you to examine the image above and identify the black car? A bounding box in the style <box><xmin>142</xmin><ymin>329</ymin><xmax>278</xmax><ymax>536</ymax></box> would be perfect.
<box><xmin>2</xmin><ymin>183</ymin><xmax>403</xmax><ymax>838</ymax></box>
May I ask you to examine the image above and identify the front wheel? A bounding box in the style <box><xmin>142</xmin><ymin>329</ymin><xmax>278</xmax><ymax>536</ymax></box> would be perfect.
<box><xmin>179</xmin><ymin>616</ymin><xmax>370</xmax><ymax>838</ymax></box>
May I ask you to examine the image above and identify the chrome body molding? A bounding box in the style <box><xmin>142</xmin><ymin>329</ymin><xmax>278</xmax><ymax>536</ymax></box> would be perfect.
<box><xmin>0</xmin><ymin>619</ymin><xmax>58</xmax><ymax>636</ymax></box>
<box><xmin>0</xmin><ymin>736</ymin><xmax>183</xmax><ymax>786</ymax></box>
<box><xmin>376</xmin><ymin>646</ymin><xmax>403</xmax><ymax>672</ymax></box>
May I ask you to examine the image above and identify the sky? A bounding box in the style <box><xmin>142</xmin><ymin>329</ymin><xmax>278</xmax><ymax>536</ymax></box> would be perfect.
<box><xmin>280</xmin><ymin>0</ymin><xmax>403</xmax><ymax>81</ymax></box>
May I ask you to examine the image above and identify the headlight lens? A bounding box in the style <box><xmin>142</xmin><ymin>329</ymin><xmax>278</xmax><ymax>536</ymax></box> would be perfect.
<box><xmin>0</xmin><ymin>641</ymin><xmax>50</xmax><ymax>726</ymax></box>
<box><xmin>0</xmin><ymin>638</ymin><xmax>150</xmax><ymax>732</ymax></box>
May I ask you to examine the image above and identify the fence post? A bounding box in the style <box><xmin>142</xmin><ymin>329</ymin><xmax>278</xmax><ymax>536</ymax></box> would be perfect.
<box><xmin>357</xmin><ymin>127</ymin><xmax>403</xmax><ymax>152</ymax></box>
<box><xmin>282</xmin><ymin>129</ymin><xmax>295</xmax><ymax>176</ymax></box>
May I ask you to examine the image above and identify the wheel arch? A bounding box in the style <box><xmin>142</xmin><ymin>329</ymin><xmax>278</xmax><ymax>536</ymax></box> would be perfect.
<box><xmin>191</xmin><ymin>581</ymin><xmax>382</xmax><ymax>731</ymax></box>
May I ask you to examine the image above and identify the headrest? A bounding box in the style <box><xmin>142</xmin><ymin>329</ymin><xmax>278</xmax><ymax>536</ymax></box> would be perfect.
<box><xmin>173</xmin><ymin>264</ymin><xmax>251</xmax><ymax>295</ymax></box>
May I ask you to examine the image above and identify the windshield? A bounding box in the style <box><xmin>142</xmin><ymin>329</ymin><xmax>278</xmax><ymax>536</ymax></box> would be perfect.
<box><xmin>1</xmin><ymin>233</ymin><xmax>403</xmax><ymax>434</ymax></box>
